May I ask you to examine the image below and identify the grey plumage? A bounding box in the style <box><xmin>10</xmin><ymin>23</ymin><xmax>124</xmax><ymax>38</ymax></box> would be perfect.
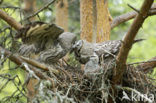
<box><xmin>38</xmin><ymin>32</ymin><xmax>77</xmax><ymax>63</ymax></box>
<box><xmin>72</xmin><ymin>39</ymin><xmax>143</xmax><ymax>74</ymax></box>
<box><xmin>72</xmin><ymin>40</ymin><xmax>95</xmax><ymax>64</ymax></box>
<box><xmin>72</xmin><ymin>40</ymin><xmax>122</xmax><ymax>65</ymax></box>
<box><xmin>18</xmin><ymin>44</ymin><xmax>36</xmax><ymax>57</ymax></box>
<box><xmin>94</xmin><ymin>40</ymin><xmax>122</xmax><ymax>58</ymax></box>
<box><xmin>16</xmin><ymin>21</ymin><xmax>64</xmax><ymax>45</ymax></box>
<box><xmin>38</xmin><ymin>43</ymin><xmax>66</xmax><ymax>63</ymax></box>
<box><xmin>17</xmin><ymin>21</ymin><xmax>64</xmax><ymax>55</ymax></box>
<box><xmin>58</xmin><ymin>32</ymin><xmax>77</xmax><ymax>51</ymax></box>
<box><xmin>18</xmin><ymin>21</ymin><xmax>77</xmax><ymax>64</ymax></box>
<box><xmin>84</xmin><ymin>52</ymin><xmax>101</xmax><ymax>74</ymax></box>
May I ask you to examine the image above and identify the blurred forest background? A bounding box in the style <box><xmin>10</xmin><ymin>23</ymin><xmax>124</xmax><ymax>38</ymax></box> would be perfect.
<box><xmin>0</xmin><ymin>0</ymin><xmax>156</xmax><ymax>102</ymax></box>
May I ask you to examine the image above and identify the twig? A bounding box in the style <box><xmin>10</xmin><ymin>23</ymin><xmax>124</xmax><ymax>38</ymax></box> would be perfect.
<box><xmin>111</xmin><ymin>12</ymin><xmax>137</xmax><ymax>29</ymax></box>
<box><xmin>149</xmin><ymin>9</ymin><xmax>156</xmax><ymax>15</ymax></box>
<box><xmin>20</xmin><ymin>56</ymin><xmax>59</xmax><ymax>74</ymax></box>
<box><xmin>22</xmin><ymin>62</ymin><xmax>40</xmax><ymax>80</ymax></box>
<box><xmin>128</xmin><ymin>59</ymin><xmax>156</xmax><ymax>65</ymax></box>
<box><xmin>0</xmin><ymin>10</ymin><xmax>23</xmax><ymax>30</ymax></box>
<box><xmin>23</xmin><ymin>0</ymin><xmax>56</xmax><ymax>21</ymax></box>
<box><xmin>111</xmin><ymin>3</ymin><xmax>156</xmax><ymax>29</ymax></box>
<box><xmin>127</xmin><ymin>4</ymin><xmax>140</xmax><ymax>13</ymax></box>
<box><xmin>0</xmin><ymin>46</ymin><xmax>59</xmax><ymax>79</ymax></box>
<box><xmin>0</xmin><ymin>6</ymin><xmax>20</xmax><ymax>9</ymax></box>
<box><xmin>136</xmin><ymin>57</ymin><xmax>156</xmax><ymax>73</ymax></box>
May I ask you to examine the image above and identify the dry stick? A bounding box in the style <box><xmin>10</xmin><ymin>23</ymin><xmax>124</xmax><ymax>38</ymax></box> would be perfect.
<box><xmin>128</xmin><ymin>58</ymin><xmax>156</xmax><ymax>65</ymax></box>
<box><xmin>111</xmin><ymin>3</ymin><xmax>156</xmax><ymax>29</ymax></box>
<box><xmin>0</xmin><ymin>46</ymin><xmax>59</xmax><ymax>78</ymax></box>
<box><xmin>127</xmin><ymin>57</ymin><xmax>156</xmax><ymax>73</ymax></box>
<box><xmin>127</xmin><ymin>4</ymin><xmax>140</xmax><ymax>13</ymax></box>
<box><xmin>136</xmin><ymin>57</ymin><xmax>156</xmax><ymax>73</ymax></box>
<box><xmin>0</xmin><ymin>0</ymin><xmax>56</xmax><ymax>30</ymax></box>
<box><xmin>20</xmin><ymin>56</ymin><xmax>59</xmax><ymax>74</ymax></box>
<box><xmin>113</xmin><ymin>0</ymin><xmax>154</xmax><ymax>85</ymax></box>
<box><xmin>0</xmin><ymin>46</ymin><xmax>56</xmax><ymax>88</ymax></box>
<box><xmin>0</xmin><ymin>10</ymin><xmax>23</xmax><ymax>30</ymax></box>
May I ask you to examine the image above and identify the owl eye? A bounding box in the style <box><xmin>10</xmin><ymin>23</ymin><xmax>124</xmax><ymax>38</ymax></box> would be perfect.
<box><xmin>72</xmin><ymin>40</ymin><xmax>82</xmax><ymax>49</ymax></box>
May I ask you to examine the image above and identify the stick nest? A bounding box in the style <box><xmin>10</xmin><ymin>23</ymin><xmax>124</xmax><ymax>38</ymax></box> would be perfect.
<box><xmin>30</xmin><ymin>59</ymin><xmax>156</xmax><ymax>103</ymax></box>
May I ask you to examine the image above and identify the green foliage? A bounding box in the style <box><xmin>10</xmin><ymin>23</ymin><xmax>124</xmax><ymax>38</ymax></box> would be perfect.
<box><xmin>110</xmin><ymin>0</ymin><xmax>156</xmax><ymax>63</ymax></box>
<box><xmin>110</xmin><ymin>0</ymin><xmax>156</xmax><ymax>79</ymax></box>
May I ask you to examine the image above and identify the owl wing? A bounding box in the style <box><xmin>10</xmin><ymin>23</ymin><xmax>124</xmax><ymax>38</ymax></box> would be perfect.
<box><xmin>16</xmin><ymin>21</ymin><xmax>64</xmax><ymax>44</ymax></box>
<box><xmin>18</xmin><ymin>44</ymin><xmax>36</xmax><ymax>57</ymax></box>
<box><xmin>94</xmin><ymin>40</ymin><xmax>122</xmax><ymax>58</ymax></box>
<box><xmin>38</xmin><ymin>43</ymin><xmax>67</xmax><ymax>64</ymax></box>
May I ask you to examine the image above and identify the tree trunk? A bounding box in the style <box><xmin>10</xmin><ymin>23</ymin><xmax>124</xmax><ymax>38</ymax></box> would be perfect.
<box><xmin>80</xmin><ymin>0</ymin><xmax>111</xmax><ymax>43</ymax></box>
<box><xmin>55</xmin><ymin>0</ymin><xmax>68</xmax><ymax>31</ymax></box>
<box><xmin>96</xmin><ymin>0</ymin><xmax>110</xmax><ymax>42</ymax></box>
<box><xmin>80</xmin><ymin>0</ymin><xmax>93</xmax><ymax>42</ymax></box>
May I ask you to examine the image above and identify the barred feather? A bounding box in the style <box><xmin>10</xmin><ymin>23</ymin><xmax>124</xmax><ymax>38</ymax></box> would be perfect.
<box><xmin>38</xmin><ymin>44</ymin><xmax>67</xmax><ymax>63</ymax></box>
<box><xmin>72</xmin><ymin>39</ymin><xmax>143</xmax><ymax>64</ymax></box>
<box><xmin>18</xmin><ymin>22</ymin><xmax>77</xmax><ymax>64</ymax></box>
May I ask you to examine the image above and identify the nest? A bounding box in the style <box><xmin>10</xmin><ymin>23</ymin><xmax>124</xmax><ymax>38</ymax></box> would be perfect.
<box><xmin>29</xmin><ymin>59</ymin><xmax>156</xmax><ymax>103</ymax></box>
<box><xmin>0</xmin><ymin>46</ymin><xmax>155</xmax><ymax>103</ymax></box>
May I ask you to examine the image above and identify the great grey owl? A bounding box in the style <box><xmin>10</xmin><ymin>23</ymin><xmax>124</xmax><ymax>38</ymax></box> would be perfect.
<box><xmin>71</xmin><ymin>39</ymin><xmax>143</xmax><ymax>74</ymax></box>
<box><xmin>17</xmin><ymin>21</ymin><xmax>77</xmax><ymax>64</ymax></box>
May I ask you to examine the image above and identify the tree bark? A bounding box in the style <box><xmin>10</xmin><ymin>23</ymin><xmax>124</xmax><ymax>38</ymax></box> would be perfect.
<box><xmin>80</xmin><ymin>0</ymin><xmax>93</xmax><ymax>42</ymax></box>
<box><xmin>0</xmin><ymin>10</ymin><xmax>23</xmax><ymax>30</ymax></box>
<box><xmin>55</xmin><ymin>0</ymin><xmax>68</xmax><ymax>31</ymax></box>
<box><xmin>108</xmin><ymin>1</ymin><xmax>154</xmax><ymax>102</ymax></box>
<box><xmin>96</xmin><ymin>0</ymin><xmax>110</xmax><ymax>42</ymax></box>
<box><xmin>113</xmin><ymin>0</ymin><xmax>154</xmax><ymax>85</ymax></box>
<box><xmin>80</xmin><ymin>0</ymin><xmax>111</xmax><ymax>43</ymax></box>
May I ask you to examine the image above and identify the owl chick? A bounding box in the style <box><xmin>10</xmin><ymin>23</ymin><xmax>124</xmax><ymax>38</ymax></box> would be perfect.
<box><xmin>17</xmin><ymin>21</ymin><xmax>64</xmax><ymax>56</ymax></box>
<box><xmin>38</xmin><ymin>32</ymin><xmax>77</xmax><ymax>64</ymax></box>
<box><xmin>72</xmin><ymin>39</ymin><xmax>143</xmax><ymax>74</ymax></box>
<box><xmin>17</xmin><ymin>21</ymin><xmax>77</xmax><ymax>64</ymax></box>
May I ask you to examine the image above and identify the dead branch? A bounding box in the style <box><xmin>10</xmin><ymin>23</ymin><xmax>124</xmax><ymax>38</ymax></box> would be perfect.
<box><xmin>0</xmin><ymin>10</ymin><xmax>23</xmax><ymax>30</ymax></box>
<box><xmin>111</xmin><ymin>3</ymin><xmax>156</xmax><ymax>29</ymax></box>
<box><xmin>0</xmin><ymin>6</ymin><xmax>20</xmax><ymax>9</ymax></box>
<box><xmin>20</xmin><ymin>56</ymin><xmax>59</xmax><ymax>74</ymax></box>
<box><xmin>0</xmin><ymin>46</ymin><xmax>59</xmax><ymax>77</ymax></box>
<box><xmin>136</xmin><ymin>57</ymin><xmax>156</xmax><ymax>73</ymax></box>
<box><xmin>19</xmin><ymin>56</ymin><xmax>59</xmax><ymax>74</ymax></box>
<box><xmin>112</xmin><ymin>0</ymin><xmax>154</xmax><ymax>86</ymax></box>
<box><xmin>0</xmin><ymin>0</ymin><xmax>56</xmax><ymax>31</ymax></box>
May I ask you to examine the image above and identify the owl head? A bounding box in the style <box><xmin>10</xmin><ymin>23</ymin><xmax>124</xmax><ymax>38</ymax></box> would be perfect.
<box><xmin>73</xmin><ymin>40</ymin><xmax>83</xmax><ymax>50</ymax></box>
<box><xmin>70</xmin><ymin>40</ymin><xmax>83</xmax><ymax>53</ymax></box>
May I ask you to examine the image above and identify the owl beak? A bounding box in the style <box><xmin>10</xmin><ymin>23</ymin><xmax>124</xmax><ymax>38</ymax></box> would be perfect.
<box><xmin>69</xmin><ymin>44</ymin><xmax>76</xmax><ymax>54</ymax></box>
